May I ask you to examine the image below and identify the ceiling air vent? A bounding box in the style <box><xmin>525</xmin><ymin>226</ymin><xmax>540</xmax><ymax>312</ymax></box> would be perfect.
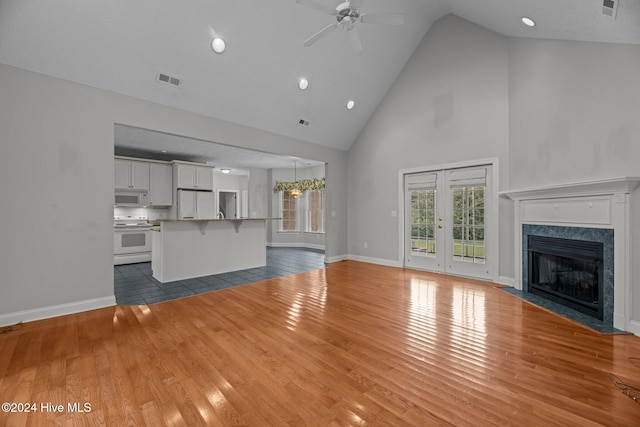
<box><xmin>602</xmin><ymin>0</ymin><xmax>618</xmax><ymax>18</ymax></box>
<box><xmin>156</xmin><ymin>71</ymin><xmax>182</xmax><ymax>88</ymax></box>
<box><xmin>298</xmin><ymin>119</ymin><xmax>310</xmax><ymax>126</ymax></box>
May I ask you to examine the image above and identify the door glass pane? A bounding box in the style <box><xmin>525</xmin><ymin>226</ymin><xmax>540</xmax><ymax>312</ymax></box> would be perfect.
<box><xmin>451</xmin><ymin>187</ymin><xmax>485</xmax><ymax>264</ymax></box>
<box><xmin>410</xmin><ymin>189</ymin><xmax>437</xmax><ymax>257</ymax></box>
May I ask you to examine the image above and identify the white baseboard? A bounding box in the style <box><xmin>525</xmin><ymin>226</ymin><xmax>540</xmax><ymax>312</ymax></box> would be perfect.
<box><xmin>268</xmin><ymin>242</ymin><xmax>303</xmax><ymax>248</ymax></box>
<box><xmin>325</xmin><ymin>254</ymin><xmax>347</xmax><ymax>263</ymax></box>
<box><xmin>627</xmin><ymin>320</ymin><xmax>640</xmax><ymax>336</ymax></box>
<box><xmin>347</xmin><ymin>254</ymin><xmax>402</xmax><ymax>268</ymax></box>
<box><xmin>496</xmin><ymin>276</ymin><xmax>517</xmax><ymax>288</ymax></box>
<box><xmin>0</xmin><ymin>296</ymin><xmax>116</xmax><ymax>327</ymax></box>
<box><xmin>267</xmin><ymin>242</ymin><xmax>325</xmax><ymax>251</ymax></box>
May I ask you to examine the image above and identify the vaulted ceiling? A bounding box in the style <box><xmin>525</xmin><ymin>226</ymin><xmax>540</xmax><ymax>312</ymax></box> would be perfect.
<box><xmin>1</xmin><ymin>0</ymin><xmax>639</xmax><ymax>152</ymax></box>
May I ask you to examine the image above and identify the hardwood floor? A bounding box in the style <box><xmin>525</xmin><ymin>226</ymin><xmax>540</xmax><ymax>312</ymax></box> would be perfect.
<box><xmin>1</xmin><ymin>260</ymin><xmax>640</xmax><ymax>426</ymax></box>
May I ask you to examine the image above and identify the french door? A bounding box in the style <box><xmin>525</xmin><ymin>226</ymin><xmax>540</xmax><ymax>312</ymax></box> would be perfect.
<box><xmin>404</xmin><ymin>165</ymin><xmax>493</xmax><ymax>280</ymax></box>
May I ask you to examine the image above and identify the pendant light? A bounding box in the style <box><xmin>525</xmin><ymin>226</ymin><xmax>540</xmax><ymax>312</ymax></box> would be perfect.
<box><xmin>289</xmin><ymin>160</ymin><xmax>302</xmax><ymax>198</ymax></box>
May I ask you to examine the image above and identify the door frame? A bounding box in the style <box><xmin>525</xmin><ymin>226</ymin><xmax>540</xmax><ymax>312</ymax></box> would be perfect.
<box><xmin>398</xmin><ymin>157</ymin><xmax>500</xmax><ymax>282</ymax></box>
<box><xmin>216</xmin><ymin>189</ymin><xmax>240</xmax><ymax>219</ymax></box>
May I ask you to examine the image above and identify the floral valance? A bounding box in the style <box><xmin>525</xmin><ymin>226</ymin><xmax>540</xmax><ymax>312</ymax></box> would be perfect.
<box><xmin>274</xmin><ymin>177</ymin><xmax>325</xmax><ymax>193</ymax></box>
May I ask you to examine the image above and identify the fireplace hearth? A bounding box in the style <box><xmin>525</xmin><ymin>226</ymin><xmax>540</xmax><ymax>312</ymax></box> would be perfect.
<box><xmin>528</xmin><ymin>235</ymin><xmax>603</xmax><ymax>320</ymax></box>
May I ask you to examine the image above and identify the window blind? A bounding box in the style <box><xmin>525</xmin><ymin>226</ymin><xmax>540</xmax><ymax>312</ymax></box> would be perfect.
<box><xmin>406</xmin><ymin>172</ymin><xmax>437</xmax><ymax>190</ymax></box>
<box><xmin>448</xmin><ymin>167</ymin><xmax>486</xmax><ymax>188</ymax></box>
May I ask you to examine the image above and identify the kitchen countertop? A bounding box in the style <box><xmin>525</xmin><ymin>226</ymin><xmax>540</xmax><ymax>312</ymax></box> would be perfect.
<box><xmin>150</xmin><ymin>217</ymin><xmax>280</xmax><ymax>225</ymax></box>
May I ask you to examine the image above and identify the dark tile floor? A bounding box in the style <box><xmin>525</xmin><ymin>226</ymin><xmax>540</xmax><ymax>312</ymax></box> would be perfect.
<box><xmin>500</xmin><ymin>287</ymin><xmax>623</xmax><ymax>334</ymax></box>
<box><xmin>114</xmin><ymin>247</ymin><xmax>326</xmax><ymax>305</ymax></box>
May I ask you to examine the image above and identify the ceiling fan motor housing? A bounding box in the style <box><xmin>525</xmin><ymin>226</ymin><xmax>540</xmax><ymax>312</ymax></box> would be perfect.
<box><xmin>336</xmin><ymin>2</ymin><xmax>360</xmax><ymax>24</ymax></box>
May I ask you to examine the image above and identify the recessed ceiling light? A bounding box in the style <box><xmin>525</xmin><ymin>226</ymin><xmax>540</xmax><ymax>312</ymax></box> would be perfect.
<box><xmin>160</xmin><ymin>150</ymin><xmax>168</xmax><ymax>153</ymax></box>
<box><xmin>346</xmin><ymin>100</ymin><xmax>355</xmax><ymax>110</ymax></box>
<box><xmin>211</xmin><ymin>37</ymin><xmax>226</xmax><ymax>53</ymax></box>
<box><xmin>521</xmin><ymin>16</ymin><xmax>536</xmax><ymax>27</ymax></box>
<box><xmin>298</xmin><ymin>78</ymin><xmax>309</xmax><ymax>90</ymax></box>
<box><xmin>220</xmin><ymin>168</ymin><xmax>231</xmax><ymax>174</ymax></box>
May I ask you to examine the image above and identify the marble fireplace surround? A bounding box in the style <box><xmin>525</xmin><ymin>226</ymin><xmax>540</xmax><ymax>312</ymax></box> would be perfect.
<box><xmin>502</xmin><ymin>177</ymin><xmax>640</xmax><ymax>333</ymax></box>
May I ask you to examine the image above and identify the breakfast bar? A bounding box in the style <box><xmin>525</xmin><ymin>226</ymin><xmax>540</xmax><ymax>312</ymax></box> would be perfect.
<box><xmin>151</xmin><ymin>218</ymin><xmax>274</xmax><ymax>283</ymax></box>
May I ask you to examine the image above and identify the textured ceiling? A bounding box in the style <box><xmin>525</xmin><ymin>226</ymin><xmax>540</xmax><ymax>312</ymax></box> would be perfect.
<box><xmin>114</xmin><ymin>124</ymin><xmax>325</xmax><ymax>174</ymax></box>
<box><xmin>1</xmin><ymin>0</ymin><xmax>639</xmax><ymax>156</ymax></box>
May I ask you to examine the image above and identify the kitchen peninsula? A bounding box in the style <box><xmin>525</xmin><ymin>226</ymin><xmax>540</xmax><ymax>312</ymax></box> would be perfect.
<box><xmin>151</xmin><ymin>218</ymin><xmax>275</xmax><ymax>283</ymax></box>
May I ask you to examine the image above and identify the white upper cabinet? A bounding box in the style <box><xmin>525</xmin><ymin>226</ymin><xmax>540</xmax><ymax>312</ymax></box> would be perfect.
<box><xmin>174</xmin><ymin>163</ymin><xmax>214</xmax><ymax>190</ymax></box>
<box><xmin>115</xmin><ymin>159</ymin><xmax>150</xmax><ymax>190</ymax></box>
<box><xmin>196</xmin><ymin>166</ymin><xmax>214</xmax><ymax>190</ymax></box>
<box><xmin>149</xmin><ymin>163</ymin><xmax>173</xmax><ymax>206</ymax></box>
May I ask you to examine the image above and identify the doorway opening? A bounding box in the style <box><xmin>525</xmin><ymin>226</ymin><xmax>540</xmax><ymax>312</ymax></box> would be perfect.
<box><xmin>217</xmin><ymin>190</ymin><xmax>239</xmax><ymax>219</ymax></box>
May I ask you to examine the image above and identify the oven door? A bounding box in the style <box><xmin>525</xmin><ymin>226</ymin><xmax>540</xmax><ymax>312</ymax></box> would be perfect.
<box><xmin>113</xmin><ymin>229</ymin><xmax>151</xmax><ymax>263</ymax></box>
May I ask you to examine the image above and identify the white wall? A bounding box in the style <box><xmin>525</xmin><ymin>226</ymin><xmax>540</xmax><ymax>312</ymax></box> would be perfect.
<box><xmin>248</xmin><ymin>168</ymin><xmax>269</xmax><ymax>219</ymax></box>
<box><xmin>347</xmin><ymin>15</ymin><xmax>510</xmax><ymax>270</ymax></box>
<box><xmin>0</xmin><ymin>63</ymin><xmax>347</xmax><ymax>324</ymax></box>
<box><xmin>214</xmin><ymin>172</ymin><xmax>247</xmax><ymax>192</ymax></box>
<box><xmin>508</xmin><ymin>38</ymin><xmax>640</xmax><ymax>187</ymax></box>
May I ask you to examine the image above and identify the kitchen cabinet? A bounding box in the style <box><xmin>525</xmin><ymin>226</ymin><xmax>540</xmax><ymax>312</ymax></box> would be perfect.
<box><xmin>174</xmin><ymin>163</ymin><xmax>214</xmax><ymax>190</ymax></box>
<box><xmin>149</xmin><ymin>163</ymin><xmax>173</xmax><ymax>206</ymax></box>
<box><xmin>115</xmin><ymin>159</ymin><xmax>150</xmax><ymax>190</ymax></box>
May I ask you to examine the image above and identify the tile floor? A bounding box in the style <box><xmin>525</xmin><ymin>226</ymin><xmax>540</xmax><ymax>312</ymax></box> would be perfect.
<box><xmin>499</xmin><ymin>287</ymin><xmax>622</xmax><ymax>334</ymax></box>
<box><xmin>114</xmin><ymin>247</ymin><xmax>326</xmax><ymax>305</ymax></box>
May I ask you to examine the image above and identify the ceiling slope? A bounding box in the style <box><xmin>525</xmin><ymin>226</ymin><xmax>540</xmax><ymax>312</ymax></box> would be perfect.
<box><xmin>1</xmin><ymin>1</ymin><xmax>638</xmax><ymax>151</ymax></box>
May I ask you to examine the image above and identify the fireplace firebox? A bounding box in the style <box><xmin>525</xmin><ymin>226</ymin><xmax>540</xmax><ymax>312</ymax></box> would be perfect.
<box><xmin>528</xmin><ymin>235</ymin><xmax>604</xmax><ymax>320</ymax></box>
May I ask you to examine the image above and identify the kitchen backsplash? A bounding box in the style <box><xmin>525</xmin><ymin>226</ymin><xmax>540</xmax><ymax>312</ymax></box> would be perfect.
<box><xmin>114</xmin><ymin>207</ymin><xmax>169</xmax><ymax>221</ymax></box>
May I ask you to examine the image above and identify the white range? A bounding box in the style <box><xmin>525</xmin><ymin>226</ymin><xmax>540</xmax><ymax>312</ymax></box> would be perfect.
<box><xmin>114</xmin><ymin>215</ymin><xmax>152</xmax><ymax>265</ymax></box>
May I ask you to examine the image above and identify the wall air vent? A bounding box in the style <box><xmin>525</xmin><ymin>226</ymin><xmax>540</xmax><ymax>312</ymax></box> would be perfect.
<box><xmin>298</xmin><ymin>119</ymin><xmax>310</xmax><ymax>126</ymax></box>
<box><xmin>156</xmin><ymin>71</ymin><xmax>182</xmax><ymax>88</ymax></box>
<box><xmin>602</xmin><ymin>0</ymin><xmax>618</xmax><ymax>18</ymax></box>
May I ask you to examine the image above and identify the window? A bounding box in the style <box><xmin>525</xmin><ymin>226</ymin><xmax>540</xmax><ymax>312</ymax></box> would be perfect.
<box><xmin>279</xmin><ymin>191</ymin><xmax>299</xmax><ymax>232</ymax></box>
<box><xmin>406</xmin><ymin>172</ymin><xmax>437</xmax><ymax>258</ymax></box>
<box><xmin>451</xmin><ymin>186</ymin><xmax>485</xmax><ymax>263</ymax></box>
<box><xmin>306</xmin><ymin>189</ymin><xmax>325</xmax><ymax>233</ymax></box>
<box><xmin>410</xmin><ymin>188</ymin><xmax>437</xmax><ymax>257</ymax></box>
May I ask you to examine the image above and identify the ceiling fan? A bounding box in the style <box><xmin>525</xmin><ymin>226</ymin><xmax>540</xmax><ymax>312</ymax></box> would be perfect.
<box><xmin>297</xmin><ymin>0</ymin><xmax>405</xmax><ymax>54</ymax></box>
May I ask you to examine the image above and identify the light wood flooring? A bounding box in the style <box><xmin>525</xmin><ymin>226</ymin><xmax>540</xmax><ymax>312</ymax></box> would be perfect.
<box><xmin>1</xmin><ymin>260</ymin><xmax>640</xmax><ymax>426</ymax></box>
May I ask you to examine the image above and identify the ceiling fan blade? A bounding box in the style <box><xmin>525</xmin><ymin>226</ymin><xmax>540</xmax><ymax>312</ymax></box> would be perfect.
<box><xmin>303</xmin><ymin>23</ymin><xmax>339</xmax><ymax>47</ymax></box>
<box><xmin>296</xmin><ymin>0</ymin><xmax>337</xmax><ymax>15</ymax></box>
<box><xmin>360</xmin><ymin>13</ymin><xmax>405</xmax><ymax>25</ymax></box>
<box><xmin>348</xmin><ymin>28</ymin><xmax>363</xmax><ymax>55</ymax></box>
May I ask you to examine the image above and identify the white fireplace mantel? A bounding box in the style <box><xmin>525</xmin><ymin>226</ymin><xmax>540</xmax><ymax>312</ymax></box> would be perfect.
<box><xmin>500</xmin><ymin>176</ymin><xmax>640</xmax><ymax>201</ymax></box>
<box><xmin>501</xmin><ymin>177</ymin><xmax>640</xmax><ymax>334</ymax></box>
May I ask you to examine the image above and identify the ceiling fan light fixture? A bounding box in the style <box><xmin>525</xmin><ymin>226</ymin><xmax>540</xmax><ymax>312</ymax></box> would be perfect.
<box><xmin>521</xmin><ymin>16</ymin><xmax>535</xmax><ymax>27</ymax></box>
<box><xmin>298</xmin><ymin>77</ymin><xmax>309</xmax><ymax>90</ymax></box>
<box><xmin>211</xmin><ymin>37</ymin><xmax>226</xmax><ymax>53</ymax></box>
<box><xmin>346</xmin><ymin>99</ymin><xmax>355</xmax><ymax>110</ymax></box>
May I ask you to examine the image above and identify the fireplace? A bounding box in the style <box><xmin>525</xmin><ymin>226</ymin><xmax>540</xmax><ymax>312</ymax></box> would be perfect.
<box><xmin>503</xmin><ymin>177</ymin><xmax>640</xmax><ymax>333</ymax></box>
<box><xmin>522</xmin><ymin>224</ymin><xmax>614</xmax><ymax>325</ymax></box>
<box><xmin>528</xmin><ymin>235</ymin><xmax>603</xmax><ymax>320</ymax></box>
